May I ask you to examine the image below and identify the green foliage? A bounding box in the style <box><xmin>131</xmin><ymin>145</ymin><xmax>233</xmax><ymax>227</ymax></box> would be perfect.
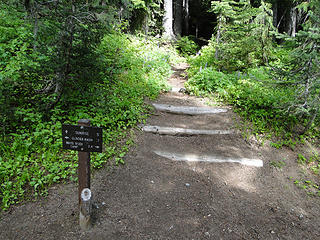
<box><xmin>0</xmin><ymin>1</ymin><xmax>109</xmax><ymax>134</ymax></box>
<box><xmin>270</xmin><ymin>160</ymin><xmax>286</xmax><ymax>169</ymax></box>
<box><xmin>270</xmin><ymin>138</ymin><xmax>297</xmax><ymax>150</ymax></box>
<box><xmin>297</xmin><ymin>152</ymin><xmax>320</xmax><ymax>175</ymax></box>
<box><xmin>0</xmin><ymin>6</ymin><xmax>39</xmax><ymax>134</ymax></box>
<box><xmin>210</xmin><ymin>0</ymin><xmax>276</xmax><ymax>71</ymax></box>
<box><xmin>0</xmin><ymin>120</ymin><xmax>71</xmax><ymax>209</ymax></box>
<box><xmin>187</xmin><ymin>44</ymin><xmax>218</xmax><ymax>77</ymax></box>
<box><xmin>186</xmin><ymin>67</ymin><xmax>233</xmax><ymax>95</ymax></box>
<box><xmin>293</xmin><ymin>179</ymin><xmax>320</xmax><ymax>197</ymax></box>
<box><xmin>175</xmin><ymin>36</ymin><xmax>199</xmax><ymax>57</ymax></box>
<box><xmin>298</xmin><ymin>153</ymin><xmax>308</xmax><ymax>164</ymax></box>
<box><xmin>186</xmin><ymin>66</ymin><xmax>296</xmax><ymax>136</ymax></box>
<box><xmin>294</xmin><ymin>151</ymin><xmax>320</xmax><ymax>197</ymax></box>
<box><xmin>129</xmin><ymin>0</ymin><xmax>163</xmax><ymax>35</ymax></box>
<box><xmin>272</xmin><ymin>0</ymin><xmax>320</xmax><ymax>133</ymax></box>
<box><xmin>0</xmin><ymin>32</ymin><xmax>174</xmax><ymax>210</ymax></box>
<box><xmin>187</xmin><ymin>0</ymin><xmax>319</xmax><ymax>140</ymax></box>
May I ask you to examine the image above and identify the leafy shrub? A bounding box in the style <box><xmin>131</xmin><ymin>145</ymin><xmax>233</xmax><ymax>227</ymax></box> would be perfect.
<box><xmin>187</xmin><ymin>41</ymin><xmax>218</xmax><ymax>77</ymax></box>
<box><xmin>185</xmin><ymin>67</ymin><xmax>234</xmax><ymax>95</ymax></box>
<box><xmin>0</xmin><ymin>6</ymin><xmax>40</xmax><ymax>134</ymax></box>
<box><xmin>0</xmin><ymin>33</ymin><xmax>174</xmax><ymax>210</ymax></box>
<box><xmin>186</xmin><ymin>66</ymin><xmax>296</xmax><ymax>135</ymax></box>
<box><xmin>175</xmin><ymin>36</ymin><xmax>199</xmax><ymax>57</ymax></box>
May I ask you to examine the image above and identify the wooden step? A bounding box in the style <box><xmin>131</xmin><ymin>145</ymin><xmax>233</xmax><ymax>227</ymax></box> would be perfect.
<box><xmin>154</xmin><ymin>151</ymin><xmax>263</xmax><ymax>167</ymax></box>
<box><xmin>152</xmin><ymin>103</ymin><xmax>228</xmax><ymax>115</ymax></box>
<box><xmin>142</xmin><ymin>125</ymin><xmax>235</xmax><ymax>136</ymax></box>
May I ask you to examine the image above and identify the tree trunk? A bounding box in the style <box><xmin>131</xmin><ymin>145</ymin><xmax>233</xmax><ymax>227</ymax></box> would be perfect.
<box><xmin>24</xmin><ymin>0</ymin><xmax>31</xmax><ymax>13</ymax></box>
<box><xmin>174</xmin><ymin>0</ymin><xmax>183</xmax><ymax>37</ymax></box>
<box><xmin>144</xmin><ymin>13</ymin><xmax>149</xmax><ymax>36</ymax></box>
<box><xmin>290</xmin><ymin>8</ymin><xmax>297</xmax><ymax>37</ymax></box>
<box><xmin>163</xmin><ymin>0</ymin><xmax>175</xmax><ymax>39</ymax></box>
<box><xmin>33</xmin><ymin>3</ymin><xmax>39</xmax><ymax>51</ymax></box>
<box><xmin>183</xmin><ymin>0</ymin><xmax>189</xmax><ymax>35</ymax></box>
<box><xmin>283</xmin><ymin>3</ymin><xmax>297</xmax><ymax>36</ymax></box>
<box><xmin>215</xmin><ymin>16</ymin><xmax>222</xmax><ymax>60</ymax></box>
<box><xmin>272</xmin><ymin>1</ymin><xmax>278</xmax><ymax>28</ymax></box>
<box><xmin>195</xmin><ymin>23</ymin><xmax>199</xmax><ymax>38</ymax></box>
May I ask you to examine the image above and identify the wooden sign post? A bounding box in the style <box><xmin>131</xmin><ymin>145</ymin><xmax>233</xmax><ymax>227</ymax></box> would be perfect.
<box><xmin>62</xmin><ymin>119</ymin><xmax>103</xmax><ymax>230</ymax></box>
<box><xmin>77</xmin><ymin>119</ymin><xmax>91</xmax><ymax>205</ymax></box>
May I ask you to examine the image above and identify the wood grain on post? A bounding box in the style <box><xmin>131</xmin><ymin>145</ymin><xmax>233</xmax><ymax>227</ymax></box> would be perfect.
<box><xmin>78</xmin><ymin>119</ymin><xmax>91</xmax><ymax>205</ymax></box>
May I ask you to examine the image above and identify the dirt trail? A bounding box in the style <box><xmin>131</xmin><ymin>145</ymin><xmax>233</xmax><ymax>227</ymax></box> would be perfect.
<box><xmin>1</xmin><ymin>64</ymin><xmax>320</xmax><ymax>239</ymax></box>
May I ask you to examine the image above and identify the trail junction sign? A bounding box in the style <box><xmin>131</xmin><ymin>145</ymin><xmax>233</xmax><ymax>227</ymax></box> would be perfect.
<box><xmin>62</xmin><ymin>124</ymin><xmax>103</xmax><ymax>152</ymax></box>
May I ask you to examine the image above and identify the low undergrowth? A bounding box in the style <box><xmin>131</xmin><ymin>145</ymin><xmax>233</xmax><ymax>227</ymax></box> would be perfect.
<box><xmin>0</xmin><ymin>34</ymin><xmax>176</xmax><ymax>210</ymax></box>
<box><xmin>293</xmin><ymin>152</ymin><xmax>320</xmax><ymax>197</ymax></box>
<box><xmin>185</xmin><ymin>66</ymin><xmax>300</xmax><ymax>140</ymax></box>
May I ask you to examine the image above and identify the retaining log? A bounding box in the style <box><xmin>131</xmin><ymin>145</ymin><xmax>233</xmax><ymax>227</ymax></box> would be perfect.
<box><xmin>154</xmin><ymin>151</ymin><xmax>263</xmax><ymax>167</ymax></box>
<box><xmin>152</xmin><ymin>103</ymin><xmax>228</xmax><ymax>115</ymax></box>
<box><xmin>142</xmin><ymin>125</ymin><xmax>234</xmax><ymax>136</ymax></box>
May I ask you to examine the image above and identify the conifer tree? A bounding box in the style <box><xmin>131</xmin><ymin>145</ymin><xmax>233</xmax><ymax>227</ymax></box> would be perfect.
<box><xmin>210</xmin><ymin>0</ymin><xmax>275</xmax><ymax>71</ymax></box>
<box><xmin>275</xmin><ymin>0</ymin><xmax>320</xmax><ymax>133</ymax></box>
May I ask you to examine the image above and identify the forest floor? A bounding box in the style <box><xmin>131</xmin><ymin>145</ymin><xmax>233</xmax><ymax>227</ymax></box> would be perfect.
<box><xmin>1</xmin><ymin>63</ymin><xmax>320</xmax><ymax>239</ymax></box>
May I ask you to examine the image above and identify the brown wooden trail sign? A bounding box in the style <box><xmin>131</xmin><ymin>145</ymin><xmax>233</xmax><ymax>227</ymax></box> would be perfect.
<box><xmin>62</xmin><ymin>123</ymin><xmax>102</xmax><ymax>153</ymax></box>
<box><xmin>62</xmin><ymin>119</ymin><xmax>103</xmax><ymax>230</ymax></box>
